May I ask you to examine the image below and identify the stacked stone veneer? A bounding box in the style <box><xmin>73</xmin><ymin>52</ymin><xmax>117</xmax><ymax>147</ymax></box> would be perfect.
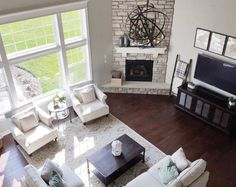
<box><xmin>102</xmin><ymin>0</ymin><xmax>175</xmax><ymax>95</ymax></box>
<box><xmin>112</xmin><ymin>0</ymin><xmax>175</xmax><ymax>80</ymax></box>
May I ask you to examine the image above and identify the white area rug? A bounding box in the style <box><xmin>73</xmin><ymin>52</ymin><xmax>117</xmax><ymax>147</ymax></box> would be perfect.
<box><xmin>20</xmin><ymin>115</ymin><xmax>165</xmax><ymax>187</ymax></box>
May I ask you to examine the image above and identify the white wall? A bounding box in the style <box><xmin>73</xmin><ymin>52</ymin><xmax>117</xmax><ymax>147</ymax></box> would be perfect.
<box><xmin>87</xmin><ymin>0</ymin><xmax>113</xmax><ymax>85</ymax></box>
<box><xmin>0</xmin><ymin>0</ymin><xmax>85</xmax><ymax>15</ymax></box>
<box><xmin>167</xmin><ymin>0</ymin><xmax>236</xmax><ymax>96</ymax></box>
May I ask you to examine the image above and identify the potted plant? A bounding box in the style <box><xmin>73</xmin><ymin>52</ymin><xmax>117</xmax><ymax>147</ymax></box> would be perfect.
<box><xmin>53</xmin><ymin>94</ymin><xmax>67</xmax><ymax>109</ymax></box>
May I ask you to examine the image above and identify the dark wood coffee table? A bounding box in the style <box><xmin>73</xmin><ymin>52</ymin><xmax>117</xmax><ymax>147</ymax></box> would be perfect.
<box><xmin>87</xmin><ymin>134</ymin><xmax>145</xmax><ymax>186</ymax></box>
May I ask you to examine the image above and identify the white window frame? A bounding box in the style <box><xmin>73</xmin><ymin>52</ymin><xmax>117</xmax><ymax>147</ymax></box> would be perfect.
<box><xmin>0</xmin><ymin>1</ymin><xmax>92</xmax><ymax>110</ymax></box>
<box><xmin>0</xmin><ymin>67</ymin><xmax>14</xmax><ymax>114</ymax></box>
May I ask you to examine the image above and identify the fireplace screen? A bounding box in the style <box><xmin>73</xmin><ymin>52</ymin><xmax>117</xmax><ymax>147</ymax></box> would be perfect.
<box><xmin>125</xmin><ymin>60</ymin><xmax>153</xmax><ymax>81</ymax></box>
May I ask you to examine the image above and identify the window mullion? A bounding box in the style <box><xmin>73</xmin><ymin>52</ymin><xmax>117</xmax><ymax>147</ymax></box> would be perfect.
<box><xmin>8</xmin><ymin>44</ymin><xmax>59</xmax><ymax>65</ymax></box>
<box><xmin>0</xmin><ymin>34</ymin><xmax>17</xmax><ymax>108</ymax></box>
<box><xmin>83</xmin><ymin>9</ymin><xmax>93</xmax><ymax>81</ymax></box>
<box><xmin>53</xmin><ymin>14</ymin><xmax>70</xmax><ymax>91</ymax></box>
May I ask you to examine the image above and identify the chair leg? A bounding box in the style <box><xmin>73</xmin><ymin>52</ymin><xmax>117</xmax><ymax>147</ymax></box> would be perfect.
<box><xmin>83</xmin><ymin>123</ymin><xmax>86</xmax><ymax>125</ymax></box>
<box><xmin>106</xmin><ymin>114</ymin><xmax>109</xmax><ymax>117</ymax></box>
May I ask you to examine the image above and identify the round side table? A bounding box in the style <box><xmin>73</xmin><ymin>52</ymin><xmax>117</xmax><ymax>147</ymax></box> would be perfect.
<box><xmin>48</xmin><ymin>102</ymin><xmax>71</xmax><ymax>128</ymax></box>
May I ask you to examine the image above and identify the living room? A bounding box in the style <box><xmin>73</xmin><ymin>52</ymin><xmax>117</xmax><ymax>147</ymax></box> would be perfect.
<box><xmin>0</xmin><ymin>0</ymin><xmax>236</xmax><ymax>187</ymax></box>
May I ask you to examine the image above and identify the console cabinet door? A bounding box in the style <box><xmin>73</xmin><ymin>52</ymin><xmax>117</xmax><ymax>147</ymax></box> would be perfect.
<box><xmin>213</xmin><ymin>109</ymin><xmax>223</xmax><ymax>125</ymax></box>
<box><xmin>179</xmin><ymin>92</ymin><xmax>186</xmax><ymax>106</ymax></box>
<box><xmin>185</xmin><ymin>95</ymin><xmax>192</xmax><ymax>110</ymax></box>
<box><xmin>195</xmin><ymin>100</ymin><xmax>203</xmax><ymax>115</ymax></box>
<box><xmin>202</xmin><ymin>104</ymin><xmax>210</xmax><ymax>119</ymax></box>
<box><xmin>221</xmin><ymin>113</ymin><xmax>230</xmax><ymax>129</ymax></box>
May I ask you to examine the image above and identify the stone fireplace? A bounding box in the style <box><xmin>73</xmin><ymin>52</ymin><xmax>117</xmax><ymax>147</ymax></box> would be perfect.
<box><xmin>126</xmin><ymin>60</ymin><xmax>153</xmax><ymax>82</ymax></box>
<box><xmin>101</xmin><ymin>0</ymin><xmax>175</xmax><ymax>95</ymax></box>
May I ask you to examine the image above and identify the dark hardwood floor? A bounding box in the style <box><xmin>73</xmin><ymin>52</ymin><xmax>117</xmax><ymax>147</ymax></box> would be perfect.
<box><xmin>1</xmin><ymin>94</ymin><xmax>236</xmax><ymax>187</ymax></box>
<box><xmin>106</xmin><ymin>93</ymin><xmax>236</xmax><ymax>187</ymax></box>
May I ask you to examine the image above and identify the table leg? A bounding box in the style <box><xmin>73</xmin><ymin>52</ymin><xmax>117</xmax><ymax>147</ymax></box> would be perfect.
<box><xmin>87</xmin><ymin>159</ymin><xmax>90</xmax><ymax>174</ymax></box>
<box><xmin>69</xmin><ymin>108</ymin><xmax>72</xmax><ymax>123</ymax></box>
<box><xmin>55</xmin><ymin>112</ymin><xmax>59</xmax><ymax>130</ymax></box>
<box><xmin>142</xmin><ymin>149</ymin><xmax>145</xmax><ymax>163</ymax></box>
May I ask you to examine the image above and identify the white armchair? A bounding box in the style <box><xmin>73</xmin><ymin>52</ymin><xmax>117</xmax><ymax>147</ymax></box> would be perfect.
<box><xmin>7</xmin><ymin>104</ymin><xmax>58</xmax><ymax>155</ymax></box>
<box><xmin>71</xmin><ymin>84</ymin><xmax>109</xmax><ymax>124</ymax></box>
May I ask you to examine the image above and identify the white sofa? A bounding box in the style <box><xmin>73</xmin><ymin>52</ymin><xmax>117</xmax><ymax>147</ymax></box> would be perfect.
<box><xmin>71</xmin><ymin>84</ymin><xmax>109</xmax><ymax>124</ymax></box>
<box><xmin>23</xmin><ymin>164</ymin><xmax>84</xmax><ymax>187</ymax></box>
<box><xmin>6</xmin><ymin>101</ymin><xmax>58</xmax><ymax>155</ymax></box>
<box><xmin>126</xmin><ymin>156</ymin><xmax>209</xmax><ymax>187</ymax></box>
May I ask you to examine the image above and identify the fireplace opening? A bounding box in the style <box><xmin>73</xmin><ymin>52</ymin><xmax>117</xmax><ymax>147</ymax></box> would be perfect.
<box><xmin>125</xmin><ymin>60</ymin><xmax>153</xmax><ymax>81</ymax></box>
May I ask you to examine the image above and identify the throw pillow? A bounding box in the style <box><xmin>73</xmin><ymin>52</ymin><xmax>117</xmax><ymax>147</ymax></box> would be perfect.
<box><xmin>73</xmin><ymin>89</ymin><xmax>83</xmax><ymax>103</ymax></box>
<box><xmin>18</xmin><ymin>112</ymin><xmax>39</xmax><ymax>132</ymax></box>
<box><xmin>12</xmin><ymin>117</ymin><xmax>22</xmax><ymax>130</ymax></box>
<box><xmin>157</xmin><ymin>156</ymin><xmax>179</xmax><ymax>185</ymax></box>
<box><xmin>48</xmin><ymin>171</ymin><xmax>66</xmax><ymax>187</ymax></box>
<box><xmin>80</xmin><ymin>87</ymin><xmax>96</xmax><ymax>104</ymax></box>
<box><xmin>12</xmin><ymin>107</ymin><xmax>39</xmax><ymax>130</ymax></box>
<box><xmin>171</xmin><ymin>147</ymin><xmax>189</xmax><ymax>171</ymax></box>
<box><xmin>41</xmin><ymin>159</ymin><xmax>63</xmax><ymax>183</ymax></box>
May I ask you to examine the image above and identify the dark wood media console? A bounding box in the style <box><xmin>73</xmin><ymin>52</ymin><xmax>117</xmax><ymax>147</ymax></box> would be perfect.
<box><xmin>176</xmin><ymin>83</ymin><xmax>236</xmax><ymax>134</ymax></box>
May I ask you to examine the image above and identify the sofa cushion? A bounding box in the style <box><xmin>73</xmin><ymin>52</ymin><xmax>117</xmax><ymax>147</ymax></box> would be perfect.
<box><xmin>177</xmin><ymin>159</ymin><xmax>206</xmax><ymax>187</ymax></box>
<box><xmin>157</xmin><ymin>156</ymin><xmax>179</xmax><ymax>185</ymax></box>
<box><xmin>80</xmin><ymin>87</ymin><xmax>96</xmax><ymax>104</ymax></box>
<box><xmin>171</xmin><ymin>148</ymin><xmax>189</xmax><ymax>171</ymax></box>
<box><xmin>24</xmin><ymin>124</ymin><xmax>55</xmax><ymax>145</ymax></box>
<box><xmin>81</xmin><ymin>100</ymin><xmax>106</xmax><ymax>115</ymax></box>
<box><xmin>61</xmin><ymin>164</ymin><xmax>84</xmax><ymax>187</ymax></box>
<box><xmin>18</xmin><ymin>112</ymin><xmax>39</xmax><ymax>132</ymax></box>
<box><xmin>48</xmin><ymin>170</ymin><xmax>66</xmax><ymax>187</ymax></box>
<box><xmin>73</xmin><ymin>89</ymin><xmax>83</xmax><ymax>103</ymax></box>
<box><xmin>41</xmin><ymin>159</ymin><xmax>63</xmax><ymax>183</ymax></box>
<box><xmin>126</xmin><ymin>172</ymin><xmax>164</xmax><ymax>187</ymax></box>
<box><xmin>79</xmin><ymin>99</ymin><xmax>109</xmax><ymax>122</ymax></box>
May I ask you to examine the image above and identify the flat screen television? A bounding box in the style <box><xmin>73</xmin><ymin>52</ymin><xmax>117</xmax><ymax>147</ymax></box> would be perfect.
<box><xmin>194</xmin><ymin>54</ymin><xmax>236</xmax><ymax>95</ymax></box>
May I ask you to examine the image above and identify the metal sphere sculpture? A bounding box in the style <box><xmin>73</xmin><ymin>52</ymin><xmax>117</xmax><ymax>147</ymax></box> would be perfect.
<box><xmin>126</xmin><ymin>0</ymin><xmax>168</xmax><ymax>47</ymax></box>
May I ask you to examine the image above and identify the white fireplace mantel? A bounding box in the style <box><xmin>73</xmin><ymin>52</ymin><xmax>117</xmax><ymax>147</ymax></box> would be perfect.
<box><xmin>116</xmin><ymin>47</ymin><xmax>167</xmax><ymax>58</ymax></box>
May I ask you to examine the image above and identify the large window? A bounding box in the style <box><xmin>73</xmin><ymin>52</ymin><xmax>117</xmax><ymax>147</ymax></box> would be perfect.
<box><xmin>61</xmin><ymin>10</ymin><xmax>83</xmax><ymax>40</ymax></box>
<box><xmin>67</xmin><ymin>46</ymin><xmax>88</xmax><ymax>85</ymax></box>
<box><xmin>0</xmin><ymin>16</ymin><xmax>55</xmax><ymax>54</ymax></box>
<box><xmin>0</xmin><ymin>69</ymin><xmax>11</xmax><ymax>114</ymax></box>
<box><xmin>0</xmin><ymin>8</ymin><xmax>91</xmax><ymax>110</ymax></box>
<box><xmin>11</xmin><ymin>53</ymin><xmax>62</xmax><ymax>102</ymax></box>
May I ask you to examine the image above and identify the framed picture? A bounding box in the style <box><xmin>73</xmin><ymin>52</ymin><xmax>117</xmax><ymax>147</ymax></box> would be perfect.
<box><xmin>194</xmin><ymin>28</ymin><xmax>211</xmax><ymax>50</ymax></box>
<box><xmin>209</xmin><ymin>33</ymin><xmax>226</xmax><ymax>55</ymax></box>
<box><xmin>224</xmin><ymin>37</ymin><xmax>236</xmax><ymax>59</ymax></box>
